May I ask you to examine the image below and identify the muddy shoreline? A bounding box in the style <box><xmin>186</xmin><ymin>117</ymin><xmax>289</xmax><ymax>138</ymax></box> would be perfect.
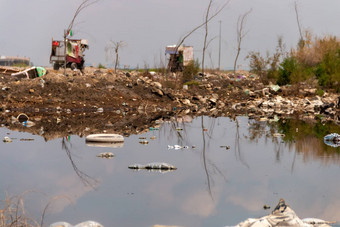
<box><xmin>1</xmin><ymin>67</ymin><xmax>340</xmax><ymax>140</ymax></box>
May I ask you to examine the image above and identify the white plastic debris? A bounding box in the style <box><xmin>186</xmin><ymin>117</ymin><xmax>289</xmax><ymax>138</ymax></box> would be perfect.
<box><xmin>3</xmin><ymin>137</ymin><xmax>12</xmax><ymax>143</ymax></box>
<box><xmin>128</xmin><ymin>162</ymin><xmax>177</xmax><ymax>170</ymax></box>
<box><xmin>233</xmin><ymin>199</ymin><xmax>333</xmax><ymax>227</ymax></box>
<box><xmin>168</xmin><ymin>145</ymin><xmax>189</xmax><ymax>150</ymax></box>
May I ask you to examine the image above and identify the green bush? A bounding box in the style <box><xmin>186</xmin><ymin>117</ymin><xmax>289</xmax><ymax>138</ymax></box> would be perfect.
<box><xmin>277</xmin><ymin>57</ymin><xmax>313</xmax><ymax>85</ymax></box>
<box><xmin>98</xmin><ymin>63</ymin><xmax>106</xmax><ymax>69</ymax></box>
<box><xmin>182</xmin><ymin>59</ymin><xmax>200</xmax><ymax>84</ymax></box>
<box><xmin>184</xmin><ymin>80</ymin><xmax>201</xmax><ymax>87</ymax></box>
<box><xmin>315</xmin><ymin>49</ymin><xmax>340</xmax><ymax>89</ymax></box>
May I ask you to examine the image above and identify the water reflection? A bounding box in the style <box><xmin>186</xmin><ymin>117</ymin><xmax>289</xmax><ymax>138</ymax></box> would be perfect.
<box><xmin>1</xmin><ymin>115</ymin><xmax>340</xmax><ymax>226</ymax></box>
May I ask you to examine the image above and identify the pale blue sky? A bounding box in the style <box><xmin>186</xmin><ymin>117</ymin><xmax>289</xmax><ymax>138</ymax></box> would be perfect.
<box><xmin>1</xmin><ymin>0</ymin><xmax>340</xmax><ymax>70</ymax></box>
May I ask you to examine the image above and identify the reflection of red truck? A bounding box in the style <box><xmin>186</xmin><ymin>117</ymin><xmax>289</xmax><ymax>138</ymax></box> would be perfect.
<box><xmin>50</xmin><ymin>39</ymin><xmax>88</xmax><ymax>70</ymax></box>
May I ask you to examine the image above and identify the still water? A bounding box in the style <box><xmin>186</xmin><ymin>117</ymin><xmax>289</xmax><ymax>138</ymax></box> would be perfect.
<box><xmin>1</xmin><ymin>116</ymin><xmax>340</xmax><ymax>227</ymax></box>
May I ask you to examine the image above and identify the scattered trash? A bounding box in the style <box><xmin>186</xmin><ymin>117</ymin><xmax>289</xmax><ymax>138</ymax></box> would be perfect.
<box><xmin>149</xmin><ymin>127</ymin><xmax>159</xmax><ymax>131</ymax></box>
<box><xmin>85</xmin><ymin>134</ymin><xmax>124</xmax><ymax>143</ymax></box>
<box><xmin>3</xmin><ymin>137</ymin><xmax>12</xmax><ymax>143</ymax></box>
<box><xmin>270</xmin><ymin>84</ymin><xmax>281</xmax><ymax>92</ymax></box>
<box><xmin>324</xmin><ymin>133</ymin><xmax>340</xmax><ymax>147</ymax></box>
<box><xmin>150</xmin><ymin>136</ymin><xmax>156</xmax><ymax>140</ymax></box>
<box><xmin>49</xmin><ymin>220</ymin><xmax>103</xmax><ymax>227</ymax></box>
<box><xmin>203</xmin><ymin>128</ymin><xmax>208</xmax><ymax>132</ymax></box>
<box><xmin>128</xmin><ymin>162</ymin><xmax>177</xmax><ymax>170</ymax></box>
<box><xmin>234</xmin><ymin>199</ymin><xmax>334</xmax><ymax>227</ymax></box>
<box><xmin>139</xmin><ymin>137</ymin><xmax>146</xmax><ymax>140</ymax></box>
<box><xmin>96</xmin><ymin>152</ymin><xmax>114</xmax><ymax>159</ymax></box>
<box><xmin>22</xmin><ymin>120</ymin><xmax>35</xmax><ymax>127</ymax></box>
<box><xmin>176</xmin><ymin>128</ymin><xmax>183</xmax><ymax>131</ymax></box>
<box><xmin>11</xmin><ymin>66</ymin><xmax>47</xmax><ymax>79</ymax></box>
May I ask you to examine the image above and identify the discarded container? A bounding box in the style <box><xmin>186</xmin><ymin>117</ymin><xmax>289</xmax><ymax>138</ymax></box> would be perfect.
<box><xmin>85</xmin><ymin>134</ymin><xmax>124</xmax><ymax>143</ymax></box>
<box><xmin>16</xmin><ymin>113</ymin><xmax>29</xmax><ymax>123</ymax></box>
<box><xmin>11</xmin><ymin>66</ymin><xmax>46</xmax><ymax>79</ymax></box>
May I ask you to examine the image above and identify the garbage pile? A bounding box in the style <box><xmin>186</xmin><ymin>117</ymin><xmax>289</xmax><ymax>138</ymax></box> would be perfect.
<box><xmin>233</xmin><ymin>199</ymin><xmax>334</xmax><ymax>227</ymax></box>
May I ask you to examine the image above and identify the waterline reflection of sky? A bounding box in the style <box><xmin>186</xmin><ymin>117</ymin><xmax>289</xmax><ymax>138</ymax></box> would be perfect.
<box><xmin>0</xmin><ymin>116</ymin><xmax>340</xmax><ymax>226</ymax></box>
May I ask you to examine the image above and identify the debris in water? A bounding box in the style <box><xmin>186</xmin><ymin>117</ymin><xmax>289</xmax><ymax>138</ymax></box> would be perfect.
<box><xmin>168</xmin><ymin>145</ymin><xmax>189</xmax><ymax>150</ymax></box>
<box><xmin>3</xmin><ymin>137</ymin><xmax>12</xmax><ymax>143</ymax></box>
<box><xmin>139</xmin><ymin>140</ymin><xmax>149</xmax><ymax>145</ymax></box>
<box><xmin>323</xmin><ymin>133</ymin><xmax>340</xmax><ymax>147</ymax></box>
<box><xmin>96</xmin><ymin>152</ymin><xmax>114</xmax><ymax>159</ymax></box>
<box><xmin>128</xmin><ymin>162</ymin><xmax>177</xmax><ymax>171</ymax></box>
<box><xmin>234</xmin><ymin>199</ymin><xmax>334</xmax><ymax>227</ymax></box>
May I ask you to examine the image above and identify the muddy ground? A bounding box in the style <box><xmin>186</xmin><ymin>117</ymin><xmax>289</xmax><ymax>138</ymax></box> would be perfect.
<box><xmin>0</xmin><ymin>66</ymin><xmax>339</xmax><ymax>141</ymax></box>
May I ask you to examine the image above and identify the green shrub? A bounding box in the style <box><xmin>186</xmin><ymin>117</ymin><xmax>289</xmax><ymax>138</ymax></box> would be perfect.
<box><xmin>315</xmin><ymin>49</ymin><xmax>340</xmax><ymax>89</ymax></box>
<box><xmin>182</xmin><ymin>59</ymin><xmax>200</xmax><ymax>84</ymax></box>
<box><xmin>184</xmin><ymin>80</ymin><xmax>201</xmax><ymax>87</ymax></box>
<box><xmin>98</xmin><ymin>63</ymin><xmax>106</xmax><ymax>69</ymax></box>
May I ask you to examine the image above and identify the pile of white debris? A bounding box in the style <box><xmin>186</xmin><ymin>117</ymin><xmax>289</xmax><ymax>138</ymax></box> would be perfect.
<box><xmin>233</xmin><ymin>199</ymin><xmax>335</xmax><ymax>227</ymax></box>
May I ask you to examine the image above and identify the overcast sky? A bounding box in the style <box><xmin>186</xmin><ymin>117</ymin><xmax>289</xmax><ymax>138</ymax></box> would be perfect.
<box><xmin>1</xmin><ymin>0</ymin><xmax>340</xmax><ymax>70</ymax></box>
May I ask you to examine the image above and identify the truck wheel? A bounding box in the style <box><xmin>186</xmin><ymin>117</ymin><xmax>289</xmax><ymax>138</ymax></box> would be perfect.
<box><xmin>53</xmin><ymin>63</ymin><xmax>60</xmax><ymax>70</ymax></box>
<box><xmin>70</xmin><ymin>62</ymin><xmax>77</xmax><ymax>70</ymax></box>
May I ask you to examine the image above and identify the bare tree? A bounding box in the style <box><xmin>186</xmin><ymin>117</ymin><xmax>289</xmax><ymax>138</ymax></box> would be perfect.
<box><xmin>233</xmin><ymin>9</ymin><xmax>252</xmax><ymax>73</ymax></box>
<box><xmin>106</xmin><ymin>40</ymin><xmax>126</xmax><ymax>72</ymax></box>
<box><xmin>294</xmin><ymin>1</ymin><xmax>305</xmax><ymax>48</ymax></box>
<box><xmin>175</xmin><ymin>0</ymin><xmax>231</xmax><ymax>73</ymax></box>
<box><xmin>202</xmin><ymin>0</ymin><xmax>213</xmax><ymax>74</ymax></box>
<box><xmin>63</xmin><ymin>0</ymin><xmax>99</xmax><ymax>75</ymax></box>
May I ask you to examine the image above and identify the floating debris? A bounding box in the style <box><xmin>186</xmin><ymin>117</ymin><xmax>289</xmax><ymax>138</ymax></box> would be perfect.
<box><xmin>323</xmin><ymin>133</ymin><xmax>340</xmax><ymax>147</ymax></box>
<box><xmin>263</xmin><ymin>204</ymin><xmax>270</xmax><ymax>210</ymax></box>
<box><xmin>3</xmin><ymin>137</ymin><xmax>12</xmax><ymax>143</ymax></box>
<box><xmin>235</xmin><ymin>199</ymin><xmax>334</xmax><ymax>227</ymax></box>
<box><xmin>85</xmin><ymin>134</ymin><xmax>124</xmax><ymax>143</ymax></box>
<box><xmin>139</xmin><ymin>140</ymin><xmax>149</xmax><ymax>145</ymax></box>
<box><xmin>20</xmin><ymin>138</ymin><xmax>34</xmax><ymax>141</ymax></box>
<box><xmin>168</xmin><ymin>145</ymin><xmax>189</xmax><ymax>150</ymax></box>
<box><xmin>128</xmin><ymin>162</ymin><xmax>177</xmax><ymax>171</ymax></box>
<box><xmin>220</xmin><ymin>145</ymin><xmax>230</xmax><ymax>150</ymax></box>
<box><xmin>96</xmin><ymin>152</ymin><xmax>114</xmax><ymax>159</ymax></box>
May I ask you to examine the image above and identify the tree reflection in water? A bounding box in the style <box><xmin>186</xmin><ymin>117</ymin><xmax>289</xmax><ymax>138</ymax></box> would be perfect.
<box><xmin>61</xmin><ymin>137</ymin><xmax>99</xmax><ymax>189</ymax></box>
<box><xmin>247</xmin><ymin>117</ymin><xmax>340</xmax><ymax>166</ymax></box>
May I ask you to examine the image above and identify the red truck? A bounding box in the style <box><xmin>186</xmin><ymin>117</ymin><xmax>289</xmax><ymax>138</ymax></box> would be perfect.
<box><xmin>50</xmin><ymin>38</ymin><xmax>89</xmax><ymax>71</ymax></box>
